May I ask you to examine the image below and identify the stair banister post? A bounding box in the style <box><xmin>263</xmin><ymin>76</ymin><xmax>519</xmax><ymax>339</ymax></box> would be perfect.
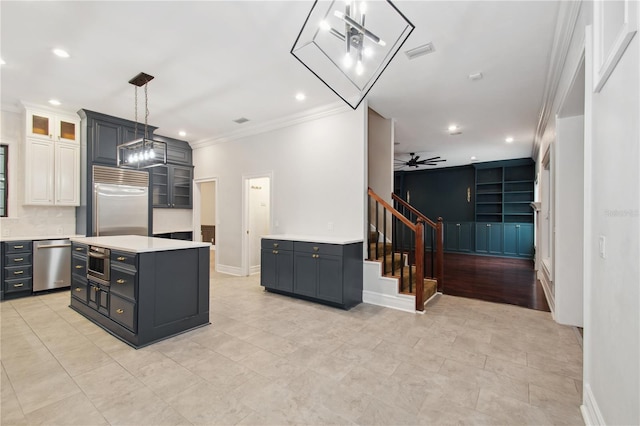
<box><xmin>415</xmin><ymin>218</ymin><xmax>425</xmax><ymax>312</ymax></box>
<box><xmin>436</xmin><ymin>217</ymin><xmax>444</xmax><ymax>293</ymax></box>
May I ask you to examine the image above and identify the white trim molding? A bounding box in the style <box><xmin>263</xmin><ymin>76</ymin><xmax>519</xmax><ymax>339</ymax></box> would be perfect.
<box><xmin>581</xmin><ymin>383</ymin><xmax>606</xmax><ymax>426</ymax></box>
<box><xmin>216</xmin><ymin>264</ymin><xmax>242</xmax><ymax>276</ymax></box>
<box><xmin>593</xmin><ymin>0</ymin><xmax>638</xmax><ymax>92</ymax></box>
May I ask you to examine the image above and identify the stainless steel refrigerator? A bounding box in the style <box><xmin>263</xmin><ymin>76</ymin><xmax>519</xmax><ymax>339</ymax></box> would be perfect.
<box><xmin>93</xmin><ymin>165</ymin><xmax>149</xmax><ymax>236</ymax></box>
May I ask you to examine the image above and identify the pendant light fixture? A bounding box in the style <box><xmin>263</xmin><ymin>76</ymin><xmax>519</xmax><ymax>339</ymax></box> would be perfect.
<box><xmin>291</xmin><ymin>0</ymin><xmax>414</xmax><ymax>109</ymax></box>
<box><xmin>117</xmin><ymin>72</ymin><xmax>167</xmax><ymax>169</ymax></box>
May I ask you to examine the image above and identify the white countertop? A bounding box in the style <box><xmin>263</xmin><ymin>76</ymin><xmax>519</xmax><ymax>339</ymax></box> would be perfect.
<box><xmin>262</xmin><ymin>234</ymin><xmax>363</xmax><ymax>245</ymax></box>
<box><xmin>1</xmin><ymin>234</ymin><xmax>84</xmax><ymax>242</ymax></box>
<box><xmin>70</xmin><ymin>235</ymin><xmax>210</xmax><ymax>253</ymax></box>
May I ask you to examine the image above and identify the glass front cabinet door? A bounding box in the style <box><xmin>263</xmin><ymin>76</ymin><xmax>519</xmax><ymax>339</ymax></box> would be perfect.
<box><xmin>26</xmin><ymin>109</ymin><xmax>79</xmax><ymax>143</ymax></box>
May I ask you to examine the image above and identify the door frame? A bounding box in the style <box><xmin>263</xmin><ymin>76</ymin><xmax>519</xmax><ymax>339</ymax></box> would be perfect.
<box><xmin>193</xmin><ymin>177</ymin><xmax>218</xmax><ymax>270</ymax></box>
<box><xmin>242</xmin><ymin>171</ymin><xmax>273</xmax><ymax>276</ymax></box>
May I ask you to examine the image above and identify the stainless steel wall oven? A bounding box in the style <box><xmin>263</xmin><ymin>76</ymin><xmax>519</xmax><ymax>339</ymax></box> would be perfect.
<box><xmin>87</xmin><ymin>246</ymin><xmax>111</xmax><ymax>284</ymax></box>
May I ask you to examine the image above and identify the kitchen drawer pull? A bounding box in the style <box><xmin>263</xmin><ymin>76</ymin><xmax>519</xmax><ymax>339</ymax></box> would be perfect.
<box><xmin>117</xmin><ymin>256</ymin><xmax>126</xmax><ymax>261</ymax></box>
<box><xmin>116</xmin><ymin>309</ymin><xmax>124</xmax><ymax>314</ymax></box>
<box><xmin>13</xmin><ymin>258</ymin><xmax>24</xmax><ymax>262</ymax></box>
<box><xmin>75</xmin><ymin>247</ymin><xmax>84</xmax><ymax>251</ymax></box>
<box><xmin>13</xmin><ymin>283</ymin><xmax>24</xmax><ymax>288</ymax></box>
<box><xmin>75</xmin><ymin>265</ymin><xmax>83</xmax><ymax>269</ymax></box>
<box><xmin>13</xmin><ymin>245</ymin><xmax>24</xmax><ymax>249</ymax></box>
<box><xmin>273</xmin><ymin>243</ymin><xmax>279</xmax><ymax>248</ymax></box>
<box><xmin>313</xmin><ymin>247</ymin><xmax>319</xmax><ymax>252</ymax></box>
<box><xmin>272</xmin><ymin>250</ymin><xmax>278</xmax><ymax>254</ymax></box>
<box><xmin>93</xmin><ymin>287</ymin><xmax>100</xmax><ymax>292</ymax></box>
<box><xmin>74</xmin><ymin>287</ymin><xmax>82</xmax><ymax>292</ymax></box>
<box><xmin>116</xmin><ymin>279</ymin><xmax>125</xmax><ymax>284</ymax></box>
<box><xmin>13</xmin><ymin>271</ymin><xmax>24</xmax><ymax>275</ymax></box>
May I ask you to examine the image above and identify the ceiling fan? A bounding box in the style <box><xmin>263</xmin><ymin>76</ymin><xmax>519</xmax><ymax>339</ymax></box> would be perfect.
<box><xmin>394</xmin><ymin>152</ymin><xmax>446</xmax><ymax>170</ymax></box>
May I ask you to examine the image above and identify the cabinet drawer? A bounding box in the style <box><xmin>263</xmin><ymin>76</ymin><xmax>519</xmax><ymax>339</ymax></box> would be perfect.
<box><xmin>71</xmin><ymin>255</ymin><xmax>87</xmax><ymax>276</ymax></box>
<box><xmin>71</xmin><ymin>276</ymin><xmax>88</xmax><ymax>304</ymax></box>
<box><xmin>4</xmin><ymin>266</ymin><xmax>32</xmax><ymax>280</ymax></box>
<box><xmin>5</xmin><ymin>253</ymin><xmax>32</xmax><ymax>266</ymax></box>
<box><xmin>72</xmin><ymin>243</ymin><xmax>87</xmax><ymax>256</ymax></box>
<box><xmin>294</xmin><ymin>242</ymin><xmax>343</xmax><ymax>256</ymax></box>
<box><xmin>4</xmin><ymin>241</ymin><xmax>31</xmax><ymax>253</ymax></box>
<box><xmin>111</xmin><ymin>250</ymin><xmax>136</xmax><ymax>270</ymax></box>
<box><xmin>110</xmin><ymin>294</ymin><xmax>136</xmax><ymax>332</ymax></box>
<box><xmin>261</xmin><ymin>239</ymin><xmax>293</xmax><ymax>251</ymax></box>
<box><xmin>4</xmin><ymin>278</ymin><xmax>33</xmax><ymax>293</ymax></box>
<box><xmin>110</xmin><ymin>267</ymin><xmax>136</xmax><ymax>301</ymax></box>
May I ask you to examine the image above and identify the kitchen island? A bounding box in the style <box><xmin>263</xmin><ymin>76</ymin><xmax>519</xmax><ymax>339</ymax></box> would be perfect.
<box><xmin>69</xmin><ymin>235</ymin><xmax>210</xmax><ymax>348</ymax></box>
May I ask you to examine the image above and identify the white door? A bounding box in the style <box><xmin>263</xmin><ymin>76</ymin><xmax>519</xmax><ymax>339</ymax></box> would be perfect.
<box><xmin>244</xmin><ymin>176</ymin><xmax>271</xmax><ymax>275</ymax></box>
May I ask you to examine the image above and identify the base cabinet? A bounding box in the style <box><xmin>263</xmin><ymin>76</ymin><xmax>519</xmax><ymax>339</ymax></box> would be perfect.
<box><xmin>1</xmin><ymin>241</ymin><xmax>34</xmax><ymax>300</ymax></box>
<box><xmin>70</xmin><ymin>243</ymin><xmax>209</xmax><ymax>348</ymax></box>
<box><xmin>503</xmin><ymin>223</ymin><xmax>534</xmax><ymax>258</ymax></box>
<box><xmin>475</xmin><ymin>223</ymin><xmax>503</xmax><ymax>255</ymax></box>
<box><xmin>261</xmin><ymin>238</ymin><xmax>362</xmax><ymax>309</ymax></box>
<box><xmin>444</xmin><ymin>222</ymin><xmax>473</xmax><ymax>252</ymax></box>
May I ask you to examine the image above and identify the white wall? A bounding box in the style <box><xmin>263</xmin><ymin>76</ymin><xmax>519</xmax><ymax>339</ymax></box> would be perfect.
<box><xmin>248</xmin><ymin>176</ymin><xmax>270</xmax><ymax>270</ymax></box>
<box><xmin>200</xmin><ymin>181</ymin><xmax>216</xmax><ymax>226</ymax></box>
<box><xmin>0</xmin><ymin>109</ymin><xmax>76</xmax><ymax>238</ymax></box>
<box><xmin>554</xmin><ymin>114</ymin><xmax>584</xmax><ymax>327</ymax></box>
<box><xmin>192</xmin><ymin>105</ymin><xmax>366</xmax><ymax>273</ymax></box>
<box><xmin>367</xmin><ymin>108</ymin><xmax>393</xmax><ymax>240</ymax></box>
<box><xmin>585</xmin><ymin>20</ymin><xmax>639</xmax><ymax>426</ymax></box>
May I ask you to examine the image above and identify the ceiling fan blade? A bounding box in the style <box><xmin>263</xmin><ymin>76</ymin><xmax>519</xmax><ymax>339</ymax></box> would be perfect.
<box><xmin>420</xmin><ymin>156</ymin><xmax>441</xmax><ymax>162</ymax></box>
<box><xmin>413</xmin><ymin>155</ymin><xmax>420</xmax><ymax>162</ymax></box>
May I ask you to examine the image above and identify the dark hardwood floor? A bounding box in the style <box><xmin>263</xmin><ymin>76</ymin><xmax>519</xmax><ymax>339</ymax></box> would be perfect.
<box><xmin>442</xmin><ymin>252</ymin><xmax>550</xmax><ymax>312</ymax></box>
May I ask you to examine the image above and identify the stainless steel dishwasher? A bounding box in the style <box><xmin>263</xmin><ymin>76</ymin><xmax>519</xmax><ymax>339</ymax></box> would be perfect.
<box><xmin>33</xmin><ymin>239</ymin><xmax>71</xmax><ymax>292</ymax></box>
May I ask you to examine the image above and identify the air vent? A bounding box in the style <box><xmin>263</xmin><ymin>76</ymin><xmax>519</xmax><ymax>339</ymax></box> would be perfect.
<box><xmin>405</xmin><ymin>42</ymin><xmax>435</xmax><ymax>60</ymax></box>
<box><xmin>233</xmin><ymin>117</ymin><xmax>249</xmax><ymax>124</ymax></box>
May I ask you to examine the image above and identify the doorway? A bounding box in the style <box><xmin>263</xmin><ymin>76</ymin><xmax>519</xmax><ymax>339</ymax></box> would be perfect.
<box><xmin>193</xmin><ymin>178</ymin><xmax>218</xmax><ymax>273</ymax></box>
<box><xmin>243</xmin><ymin>174</ymin><xmax>271</xmax><ymax>276</ymax></box>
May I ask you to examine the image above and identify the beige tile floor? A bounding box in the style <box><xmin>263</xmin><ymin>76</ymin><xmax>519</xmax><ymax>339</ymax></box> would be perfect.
<box><xmin>1</xmin><ymin>260</ymin><xmax>584</xmax><ymax>425</ymax></box>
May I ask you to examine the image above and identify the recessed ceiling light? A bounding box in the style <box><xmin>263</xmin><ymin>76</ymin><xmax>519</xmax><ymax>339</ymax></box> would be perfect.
<box><xmin>48</xmin><ymin>99</ymin><xmax>61</xmax><ymax>106</ymax></box>
<box><xmin>505</xmin><ymin>136</ymin><xmax>514</xmax><ymax>143</ymax></box>
<box><xmin>178</xmin><ymin>131</ymin><xmax>187</xmax><ymax>137</ymax></box>
<box><xmin>468</xmin><ymin>72</ymin><xmax>483</xmax><ymax>81</ymax></box>
<box><xmin>470</xmin><ymin>156</ymin><xmax>477</xmax><ymax>161</ymax></box>
<box><xmin>448</xmin><ymin>125</ymin><xmax>458</xmax><ymax>132</ymax></box>
<box><xmin>53</xmin><ymin>48</ymin><xmax>70</xmax><ymax>58</ymax></box>
<box><xmin>295</xmin><ymin>93</ymin><xmax>306</xmax><ymax>101</ymax></box>
<box><xmin>448</xmin><ymin>124</ymin><xmax>462</xmax><ymax>135</ymax></box>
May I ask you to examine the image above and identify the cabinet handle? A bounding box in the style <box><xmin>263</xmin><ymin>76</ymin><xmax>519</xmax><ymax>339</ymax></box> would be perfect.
<box><xmin>75</xmin><ymin>265</ymin><xmax>83</xmax><ymax>269</ymax></box>
<box><xmin>75</xmin><ymin>247</ymin><xmax>84</xmax><ymax>251</ymax></box>
<box><xmin>116</xmin><ymin>279</ymin><xmax>125</xmax><ymax>284</ymax></box>
<box><xmin>272</xmin><ymin>250</ymin><xmax>278</xmax><ymax>254</ymax></box>
<box><xmin>273</xmin><ymin>243</ymin><xmax>279</xmax><ymax>248</ymax></box>
<box><xmin>74</xmin><ymin>287</ymin><xmax>82</xmax><ymax>292</ymax></box>
<box><xmin>313</xmin><ymin>247</ymin><xmax>319</xmax><ymax>252</ymax></box>
<box><xmin>93</xmin><ymin>287</ymin><xmax>100</xmax><ymax>292</ymax></box>
<box><xmin>117</xmin><ymin>256</ymin><xmax>126</xmax><ymax>261</ymax></box>
<box><xmin>13</xmin><ymin>258</ymin><xmax>24</xmax><ymax>262</ymax></box>
<box><xmin>456</xmin><ymin>224</ymin><xmax>460</xmax><ymax>226</ymax></box>
<box><xmin>516</xmin><ymin>225</ymin><xmax>520</xmax><ymax>228</ymax></box>
<box><xmin>13</xmin><ymin>283</ymin><xmax>24</xmax><ymax>288</ymax></box>
<box><xmin>13</xmin><ymin>245</ymin><xmax>24</xmax><ymax>249</ymax></box>
<box><xmin>13</xmin><ymin>271</ymin><xmax>24</xmax><ymax>275</ymax></box>
<box><xmin>116</xmin><ymin>309</ymin><xmax>124</xmax><ymax>314</ymax></box>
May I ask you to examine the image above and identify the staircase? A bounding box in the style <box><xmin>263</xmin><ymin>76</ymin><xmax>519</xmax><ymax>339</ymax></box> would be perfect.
<box><xmin>366</xmin><ymin>188</ymin><xmax>444</xmax><ymax>312</ymax></box>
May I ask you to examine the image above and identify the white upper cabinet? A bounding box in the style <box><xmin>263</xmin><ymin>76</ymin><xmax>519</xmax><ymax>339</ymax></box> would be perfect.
<box><xmin>26</xmin><ymin>108</ymin><xmax>79</xmax><ymax>143</ymax></box>
<box><xmin>23</xmin><ymin>106</ymin><xmax>81</xmax><ymax>206</ymax></box>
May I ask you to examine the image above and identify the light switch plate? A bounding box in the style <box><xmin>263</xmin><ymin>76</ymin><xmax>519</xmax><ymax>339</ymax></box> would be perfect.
<box><xmin>599</xmin><ymin>235</ymin><xmax>606</xmax><ymax>259</ymax></box>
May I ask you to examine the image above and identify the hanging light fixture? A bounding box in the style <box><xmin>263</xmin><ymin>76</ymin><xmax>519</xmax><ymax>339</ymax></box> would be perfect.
<box><xmin>117</xmin><ymin>72</ymin><xmax>167</xmax><ymax>169</ymax></box>
<box><xmin>291</xmin><ymin>0</ymin><xmax>414</xmax><ymax>109</ymax></box>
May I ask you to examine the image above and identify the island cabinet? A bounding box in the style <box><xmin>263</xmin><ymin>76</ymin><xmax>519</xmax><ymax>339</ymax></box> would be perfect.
<box><xmin>70</xmin><ymin>236</ymin><xmax>210</xmax><ymax>348</ymax></box>
<box><xmin>261</xmin><ymin>236</ymin><xmax>363</xmax><ymax>309</ymax></box>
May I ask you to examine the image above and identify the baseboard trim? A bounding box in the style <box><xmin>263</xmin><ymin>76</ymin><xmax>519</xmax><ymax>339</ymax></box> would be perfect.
<box><xmin>362</xmin><ymin>290</ymin><xmax>415</xmax><ymax>313</ymax></box>
<box><xmin>581</xmin><ymin>383</ymin><xmax>605</xmax><ymax>426</ymax></box>
<box><xmin>539</xmin><ymin>270</ymin><xmax>556</xmax><ymax>319</ymax></box>
<box><xmin>217</xmin><ymin>264</ymin><xmax>242</xmax><ymax>276</ymax></box>
<box><xmin>249</xmin><ymin>265</ymin><xmax>260</xmax><ymax>275</ymax></box>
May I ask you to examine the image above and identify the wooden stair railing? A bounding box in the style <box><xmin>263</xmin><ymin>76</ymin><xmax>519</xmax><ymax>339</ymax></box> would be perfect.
<box><xmin>368</xmin><ymin>188</ymin><xmax>426</xmax><ymax>311</ymax></box>
<box><xmin>392</xmin><ymin>193</ymin><xmax>444</xmax><ymax>293</ymax></box>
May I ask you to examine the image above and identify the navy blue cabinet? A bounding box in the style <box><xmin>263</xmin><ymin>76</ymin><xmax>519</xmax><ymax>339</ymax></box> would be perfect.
<box><xmin>503</xmin><ymin>223</ymin><xmax>534</xmax><ymax>258</ymax></box>
<box><xmin>261</xmin><ymin>240</ymin><xmax>294</xmax><ymax>293</ymax></box>
<box><xmin>445</xmin><ymin>222</ymin><xmax>473</xmax><ymax>252</ymax></box>
<box><xmin>475</xmin><ymin>223</ymin><xmax>503</xmax><ymax>255</ymax></box>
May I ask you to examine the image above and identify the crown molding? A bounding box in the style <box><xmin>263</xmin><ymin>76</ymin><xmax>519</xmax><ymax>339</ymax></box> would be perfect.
<box><xmin>190</xmin><ymin>101</ymin><xmax>351</xmax><ymax>149</ymax></box>
<box><xmin>532</xmin><ymin>0</ymin><xmax>583</xmax><ymax>159</ymax></box>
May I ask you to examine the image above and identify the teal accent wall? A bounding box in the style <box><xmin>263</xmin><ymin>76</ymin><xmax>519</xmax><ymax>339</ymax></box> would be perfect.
<box><xmin>395</xmin><ymin>165</ymin><xmax>475</xmax><ymax>222</ymax></box>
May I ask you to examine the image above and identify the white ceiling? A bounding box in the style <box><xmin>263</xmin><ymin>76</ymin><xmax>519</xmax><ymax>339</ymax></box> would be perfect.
<box><xmin>1</xmin><ymin>1</ymin><xmax>560</xmax><ymax>170</ymax></box>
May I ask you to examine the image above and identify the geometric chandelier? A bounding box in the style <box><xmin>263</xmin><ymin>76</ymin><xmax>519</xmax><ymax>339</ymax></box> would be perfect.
<box><xmin>117</xmin><ymin>72</ymin><xmax>167</xmax><ymax>169</ymax></box>
<box><xmin>291</xmin><ymin>0</ymin><xmax>414</xmax><ymax>109</ymax></box>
